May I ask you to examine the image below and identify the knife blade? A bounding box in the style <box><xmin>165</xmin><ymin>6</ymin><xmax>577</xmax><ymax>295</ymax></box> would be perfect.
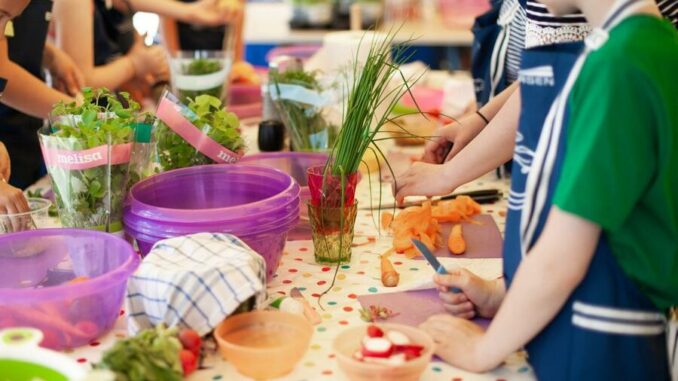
<box><xmin>411</xmin><ymin>239</ymin><xmax>461</xmax><ymax>293</ymax></box>
<box><xmin>290</xmin><ymin>287</ymin><xmax>322</xmax><ymax>325</ymax></box>
<box><xmin>360</xmin><ymin>189</ymin><xmax>502</xmax><ymax>210</ymax></box>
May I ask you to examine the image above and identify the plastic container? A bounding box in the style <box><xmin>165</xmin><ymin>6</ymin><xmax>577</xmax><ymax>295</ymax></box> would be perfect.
<box><xmin>229</xmin><ymin>84</ymin><xmax>262</xmax><ymax>119</ymax></box>
<box><xmin>0</xmin><ymin>229</ymin><xmax>139</xmax><ymax>350</ymax></box>
<box><xmin>215</xmin><ymin>311</ymin><xmax>312</xmax><ymax>380</ymax></box>
<box><xmin>0</xmin><ymin>328</ymin><xmax>87</xmax><ymax>381</ymax></box>
<box><xmin>333</xmin><ymin>324</ymin><xmax>435</xmax><ymax>381</ymax></box>
<box><xmin>0</xmin><ymin>198</ymin><xmax>54</xmax><ymax>234</ymax></box>
<box><xmin>123</xmin><ymin>165</ymin><xmax>300</xmax><ymax>280</ymax></box>
<box><xmin>170</xmin><ymin>50</ymin><xmax>231</xmax><ymax>102</ymax></box>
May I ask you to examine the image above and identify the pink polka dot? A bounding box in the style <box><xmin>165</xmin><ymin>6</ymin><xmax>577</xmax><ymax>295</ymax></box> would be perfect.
<box><xmin>393</xmin><ymin>261</ymin><xmax>403</xmax><ymax>265</ymax></box>
<box><xmin>328</xmin><ymin>354</ymin><xmax>336</xmax><ymax>359</ymax></box>
<box><xmin>299</xmin><ymin>247</ymin><xmax>309</xmax><ymax>252</ymax></box>
<box><xmin>295</xmin><ymin>257</ymin><xmax>303</xmax><ymax>261</ymax></box>
<box><xmin>289</xmin><ymin>268</ymin><xmax>298</xmax><ymax>273</ymax></box>
<box><xmin>357</xmin><ymin>271</ymin><xmax>365</xmax><ymax>275</ymax></box>
<box><xmin>322</xmin><ymin>370</ymin><xmax>333</xmax><ymax>376</ymax></box>
<box><xmin>343</xmin><ymin>306</ymin><xmax>353</xmax><ymax>312</ymax></box>
<box><xmin>347</xmin><ymin>294</ymin><xmax>357</xmax><ymax>299</ymax></box>
<box><xmin>321</xmin><ymin>267</ymin><xmax>331</xmax><ymax>272</ymax></box>
<box><xmin>277</xmin><ymin>291</ymin><xmax>286</xmax><ymax>295</ymax></box>
<box><xmin>312</xmin><ymin>293</ymin><xmax>321</xmax><ymax>298</ymax></box>
<box><xmin>76</xmin><ymin>358</ymin><xmax>87</xmax><ymax>363</ymax></box>
<box><xmin>282</xmin><ymin>280</ymin><xmax>292</xmax><ymax>284</ymax></box>
<box><xmin>317</xmin><ymin>280</ymin><xmax>327</xmax><ymax>286</ymax></box>
<box><xmin>338</xmin><ymin>320</ymin><xmax>348</xmax><ymax>325</ymax></box>
<box><xmin>453</xmin><ymin>378</ymin><xmax>463</xmax><ymax>381</ymax></box>
<box><xmin>89</xmin><ymin>341</ymin><xmax>100</xmax><ymax>347</ymax></box>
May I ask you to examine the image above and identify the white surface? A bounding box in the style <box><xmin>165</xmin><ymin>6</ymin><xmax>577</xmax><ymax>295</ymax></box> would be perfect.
<box><xmin>244</xmin><ymin>3</ymin><xmax>474</xmax><ymax>46</ymax></box>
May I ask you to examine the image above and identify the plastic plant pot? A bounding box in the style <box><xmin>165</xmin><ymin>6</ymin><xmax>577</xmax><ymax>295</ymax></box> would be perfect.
<box><xmin>170</xmin><ymin>50</ymin><xmax>232</xmax><ymax>102</ymax></box>
<box><xmin>0</xmin><ymin>198</ymin><xmax>54</xmax><ymax>234</ymax></box>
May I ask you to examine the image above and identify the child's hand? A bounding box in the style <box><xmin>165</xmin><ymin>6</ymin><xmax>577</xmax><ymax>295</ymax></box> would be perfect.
<box><xmin>434</xmin><ymin>268</ymin><xmax>504</xmax><ymax>319</ymax></box>
<box><xmin>44</xmin><ymin>45</ymin><xmax>85</xmax><ymax>97</ymax></box>
<box><xmin>419</xmin><ymin>314</ymin><xmax>491</xmax><ymax>372</ymax></box>
<box><xmin>0</xmin><ymin>180</ymin><xmax>29</xmax><ymax>215</ymax></box>
<box><xmin>0</xmin><ymin>142</ymin><xmax>11</xmax><ymax>181</ymax></box>
<box><xmin>421</xmin><ymin>113</ymin><xmax>487</xmax><ymax>164</ymax></box>
<box><xmin>393</xmin><ymin>162</ymin><xmax>454</xmax><ymax>204</ymax></box>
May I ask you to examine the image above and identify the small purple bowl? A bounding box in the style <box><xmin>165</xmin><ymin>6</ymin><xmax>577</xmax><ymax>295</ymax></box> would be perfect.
<box><xmin>0</xmin><ymin>229</ymin><xmax>139</xmax><ymax>350</ymax></box>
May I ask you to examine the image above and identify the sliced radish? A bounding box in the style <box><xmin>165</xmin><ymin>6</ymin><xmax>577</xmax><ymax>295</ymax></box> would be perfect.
<box><xmin>361</xmin><ymin>337</ymin><xmax>394</xmax><ymax>358</ymax></box>
<box><xmin>386</xmin><ymin>330</ymin><xmax>410</xmax><ymax>346</ymax></box>
<box><xmin>394</xmin><ymin>344</ymin><xmax>425</xmax><ymax>360</ymax></box>
<box><xmin>366</xmin><ymin>325</ymin><xmax>384</xmax><ymax>338</ymax></box>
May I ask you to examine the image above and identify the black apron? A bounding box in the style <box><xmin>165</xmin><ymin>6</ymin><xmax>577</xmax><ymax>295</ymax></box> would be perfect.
<box><xmin>176</xmin><ymin>0</ymin><xmax>226</xmax><ymax>51</ymax></box>
<box><xmin>0</xmin><ymin>0</ymin><xmax>52</xmax><ymax>189</ymax></box>
<box><xmin>93</xmin><ymin>0</ymin><xmax>135</xmax><ymax>65</ymax></box>
<box><xmin>471</xmin><ymin>0</ymin><xmax>504</xmax><ymax>107</ymax></box>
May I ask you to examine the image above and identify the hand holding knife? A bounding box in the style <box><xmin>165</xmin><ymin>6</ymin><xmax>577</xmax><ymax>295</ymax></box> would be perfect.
<box><xmin>411</xmin><ymin>239</ymin><xmax>461</xmax><ymax>294</ymax></box>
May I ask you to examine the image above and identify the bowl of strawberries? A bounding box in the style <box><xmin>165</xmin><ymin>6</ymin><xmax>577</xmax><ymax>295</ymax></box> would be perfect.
<box><xmin>333</xmin><ymin>324</ymin><xmax>435</xmax><ymax>381</ymax></box>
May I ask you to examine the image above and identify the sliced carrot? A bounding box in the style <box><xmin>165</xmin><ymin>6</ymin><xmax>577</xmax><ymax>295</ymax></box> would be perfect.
<box><xmin>404</xmin><ymin>247</ymin><xmax>419</xmax><ymax>259</ymax></box>
<box><xmin>394</xmin><ymin>236</ymin><xmax>413</xmax><ymax>253</ymax></box>
<box><xmin>448</xmin><ymin>224</ymin><xmax>466</xmax><ymax>255</ymax></box>
<box><xmin>381</xmin><ymin>254</ymin><xmax>400</xmax><ymax>287</ymax></box>
<box><xmin>419</xmin><ymin>232</ymin><xmax>436</xmax><ymax>251</ymax></box>
<box><xmin>381</xmin><ymin>211</ymin><xmax>393</xmax><ymax>230</ymax></box>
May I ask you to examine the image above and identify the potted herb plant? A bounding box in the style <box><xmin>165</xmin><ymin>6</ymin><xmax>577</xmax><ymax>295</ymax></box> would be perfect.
<box><xmin>169</xmin><ymin>51</ymin><xmax>231</xmax><ymax>102</ymax></box>
<box><xmin>308</xmin><ymin>31</ymin><xmax>419</xmax><ymax>263</ymax></box>
<box><xmin>39</xmin><ymin>88</ymin><xmax>139</xmax><ymax>233</ymax></box>
<box><xmin>270</xmin><ymin>68</ymin><xmax>338</xmax><ymax>152</ymax></box>
<box><xmin>151</xmin><ymin>91</ymin><xmax>245</xmax><ymax>173</ymax></box>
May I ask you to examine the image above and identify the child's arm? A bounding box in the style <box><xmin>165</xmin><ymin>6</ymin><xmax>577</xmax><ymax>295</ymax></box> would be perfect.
<box><xmin>119</xmin><ymin>0</ymin><xmax>239</xmax><ymax>27</ymax></box>
<box><xmin>420</xmin><ymin>207</ymin><xmax>600</xmax><ymax>372</ymax></box>
<box><xmin>0</xmin><ymin>38</ymin><xmax>72</xmax><ymax>118</ymax></box>
<box><xmin>394</xmin><ymin>88</ymin><xmax>520</xmax><ymax>202</ymax></box>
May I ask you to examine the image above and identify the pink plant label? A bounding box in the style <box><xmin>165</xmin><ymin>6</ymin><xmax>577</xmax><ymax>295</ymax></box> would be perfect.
<box><xmin>156</xmin><ymin>96</ymin><xmax>241</xmax><ymax>164</ymax></box>
<box><xmin>41</xmin><ymin>143</ymin><xmax>132</xmax><ymax>170</ymax></box>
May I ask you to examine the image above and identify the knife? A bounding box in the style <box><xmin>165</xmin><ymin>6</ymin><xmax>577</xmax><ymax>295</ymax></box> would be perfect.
<box><xmin>360</xmin><ymin>189</ymin><xmax>502</xmax><ymax>210</ymax></box>
<box><xmin>290</xmin><ymin>287</ymin><xmax>322</xmax><ymax>325</ymax></box>
<box><xmin>411</xmin><ymin>239</ymin><xmax>461</xmax><ymax>293</ymax></box>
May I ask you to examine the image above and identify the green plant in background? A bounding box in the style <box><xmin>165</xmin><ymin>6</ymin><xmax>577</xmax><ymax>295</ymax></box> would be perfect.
<box><xmin>155</xmin><ymin>94</ymin><xmax>245</xmax><ymax>171</ymax></box>
<box><xmin>45</xmin><ymin>88</ymin><xmax>139</xmax><ymax>232</ymax></box>
<box><xmin>177</xmin><ymin>58</ymin><xmax>224</xmax><ymax>101</ymax></box>
<box><xmin>270</xmin><ymin>69</ymin><xmax>338</xmax><ymax>152</ymax></box>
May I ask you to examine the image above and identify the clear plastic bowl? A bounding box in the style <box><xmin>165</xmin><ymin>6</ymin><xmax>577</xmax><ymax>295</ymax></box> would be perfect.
<box><xmin>0</xmin><ymin>229</ymin><xmax>139</xmax><ymax>350</ymax></box>
<box><xmin>170</xmin><ymin>50</ymin><xmax>232</xmax><ymax>102</ymax></box>
<box><xmin>215</xmin><ymin>311</ymin><xmax>312</xmax><ymax>380</ymax></box>
<box><xmin>0</xmin><ymin>198</ymin><xmax>53</xmax><ymax>234</ymax></box>
<box><xmin>333</xmin><ymin>324</ymin><xmax>435</xmax><ymax>381</ymax></box>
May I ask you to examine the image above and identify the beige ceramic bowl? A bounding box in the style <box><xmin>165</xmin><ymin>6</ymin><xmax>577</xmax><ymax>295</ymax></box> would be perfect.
<box><xmin>215</xmin><ymin>310</ymin><xmax>313</xmax><ymax>380</ymax></box>
<box><xmin>333</xmin><ymin>323</ymin><xmax>435</xmax><ymax>381</ymax></box>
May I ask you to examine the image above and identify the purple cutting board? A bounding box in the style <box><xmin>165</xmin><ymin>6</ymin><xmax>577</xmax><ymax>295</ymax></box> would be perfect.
<box><xmin>357</xmin><ymin>288</ymin><xmax>490</xmax><ymax>329</ymax></box>
<box><xmin>428</xmin><ymin>214</ymin><xmax>503</xmax><ymax>259</ymax></box>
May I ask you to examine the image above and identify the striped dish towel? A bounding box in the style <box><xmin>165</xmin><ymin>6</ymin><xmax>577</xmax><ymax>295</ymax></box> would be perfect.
<box><xmin>126</xmin><ymin>233</ymin><xmax>267</xmax><ymax>336</ymax></box>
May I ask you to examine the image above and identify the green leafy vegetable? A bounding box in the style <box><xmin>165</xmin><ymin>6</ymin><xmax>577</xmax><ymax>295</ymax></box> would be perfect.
<box><xmin>270</xmin><ymin>69</ymin><xmax>338</xmax><ymax>152</ymax></box>
<box><xmin>177</xmin><ymin>59</ymin><xmax>224</xmax><ymax>101</ymax></box>
<box><xmin>154</xmin><ymin>94</ymin><xmax>245</xmax><ymax>171</ymax></box>
<box><xmin>95</xmin><ymin>325</ymin><xmax>183</xmax><ymax>381</ymax></box>
<box><xmin>42</xmin><ymin>88</ymin><xmax>140</xmax><ymax>231</ymax></box>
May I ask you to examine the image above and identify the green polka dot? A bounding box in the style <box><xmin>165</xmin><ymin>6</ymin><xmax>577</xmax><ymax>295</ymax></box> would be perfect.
<box><xmin>327</xmin><ymin>301</ymin><xmax>337</xmax><ymax>306</ymax></box>
<box><xmin>432</xmin><ymin>366</ymin><xmax>442</xmax><ymax>372</ymax></box>
<box><xmin>304</xmin><ymin>361</ymin><xmax>315</xmax><ymax>367</ymax></box>
<box><xmin>409</xmin><ymin>267</ymin><xmax>419</xmax><ymax>271</ymax></box>
<box><xmin>368</xmin><ymin>287</ymin><xmax>378</xmax><ymax>293</ymax></box>
<box><xmin>519</xmin><ymin>366</ymin><xmax>530</xmax><ymax>373</ymax></box>
<box><xmin>212</xmin><ymin>375</ymin><xmax>223</xmax><ymax>380</ymax></box>
<box><xmin>298</xmin><ymin>287</ymin><xmax>307</xmax><ymax>291</ymax></box>
<box><xmin>317</xmin><ymin>326</ymin><xmax>327</xmax><ymax>332</ymax></box>
<box><xmin>341</xmin><ymin>265</ymin><xmax>350</xmax><ymax>269</ymax></box>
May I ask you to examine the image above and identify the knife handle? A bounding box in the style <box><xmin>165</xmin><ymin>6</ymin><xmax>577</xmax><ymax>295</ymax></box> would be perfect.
<box><xmin>436</xmin><ymin>266</ymin><xmax>461</xmax><ymax>293</ymax></box>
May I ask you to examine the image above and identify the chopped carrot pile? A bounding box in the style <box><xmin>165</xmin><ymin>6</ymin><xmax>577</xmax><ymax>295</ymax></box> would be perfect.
<box><xmin>386</xmin><ymin>196</ymin><xmax>482</xmax><ymax>258</ymax></box>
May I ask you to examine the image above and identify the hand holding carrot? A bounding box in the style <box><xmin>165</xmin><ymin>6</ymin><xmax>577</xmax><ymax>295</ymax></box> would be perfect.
<box><xmin>434</xmin><ymin>268</ymin><xmax>505</xmax><ymax>319</ymax></box>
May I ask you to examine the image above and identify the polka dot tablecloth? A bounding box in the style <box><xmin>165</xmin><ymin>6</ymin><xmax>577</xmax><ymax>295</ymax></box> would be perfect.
<box><xmin>55</xmin><ymin>164</ymin><xmax>535</xmax><ymax>381</ymax></box>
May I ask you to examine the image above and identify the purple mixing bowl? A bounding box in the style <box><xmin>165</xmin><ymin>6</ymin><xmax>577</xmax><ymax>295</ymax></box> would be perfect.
<box><xmin>0</xmin><ymin>229</ymin><xmax>139</xmax><ymax>350</ymax></box>
<box><xmin>126</xmin><ymin>165</ymin><xmax>300</xmax><ymax>223</ymax></box>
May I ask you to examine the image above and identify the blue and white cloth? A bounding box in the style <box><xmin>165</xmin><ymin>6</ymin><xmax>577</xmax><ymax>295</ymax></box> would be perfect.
<box><xmin>126</xmin><ymin>233</ymin><xmax>267</xmax><ymax>336</ymax></box>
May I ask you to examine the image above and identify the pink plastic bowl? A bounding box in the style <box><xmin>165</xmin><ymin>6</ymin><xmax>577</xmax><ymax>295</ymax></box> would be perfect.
<box><xmin>0</xmin><ymin>229</ymin><xmax>139</xmax><ymax>350</ymax></box>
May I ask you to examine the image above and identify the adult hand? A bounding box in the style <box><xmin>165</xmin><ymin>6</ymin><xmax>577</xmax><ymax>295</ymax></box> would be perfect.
<box><xmin>0</xmin><ymin>142</ymin><xmax>11</xmax><ymax>181</ymax></box>
<box><xmin>421</xmin><ymin>112</ymin><xmax>487</xmax><ymax>164</ymax></box>
<box><xmin>128</xmin><ymin>43</ymin><xmax>169</xmax><ymax>82</ymax></box>
<box><xmin>188</xmin><ymin>0</ymin><xmax>241</xmax><ymax>26</ymax></box>
<box><xmin>420</xmin><ymin>314</ymin><xmax>491</xmax><ymax>372</ymax></box>
<box><xmin>393</xmin><ymin>161</ymin><xmax>454</xmax><ymax>204</ymax></box>
<box><xmin>434</xmin><ymin>269</ymin><xmax>505</xmax><ymax>319</ymax></box>
<box><xmin>44</xmin><ymin>45</ymin><xmax>85</xmax><ymax>96</ymax></box>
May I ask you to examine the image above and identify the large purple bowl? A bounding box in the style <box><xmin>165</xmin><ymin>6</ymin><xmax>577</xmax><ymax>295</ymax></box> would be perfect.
<box><xmin>123</xmin><ymin>164</ymin><xmax>300</xmax><ymax>281</ymax></box>
<box><xmin>0</xmin><ymin>229</ymin><xmax>139</xmax><ymax>350</ymax></box>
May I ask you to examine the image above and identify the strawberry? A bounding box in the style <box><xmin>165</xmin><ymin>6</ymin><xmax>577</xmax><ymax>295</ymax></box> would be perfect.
<box><xmin>366</xmin><ymin>325</ymin><xmax>384</xmax><ymax>338</ymax></box>
<box><xmin>179</xmin><ymin>329</ymin><xmax>202</xmax><ymax>357</ymax></box>
<box><xmin>179</xmin><ymin>349</ymin><xmax>197</xmax><ymax>376</ymax></box>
